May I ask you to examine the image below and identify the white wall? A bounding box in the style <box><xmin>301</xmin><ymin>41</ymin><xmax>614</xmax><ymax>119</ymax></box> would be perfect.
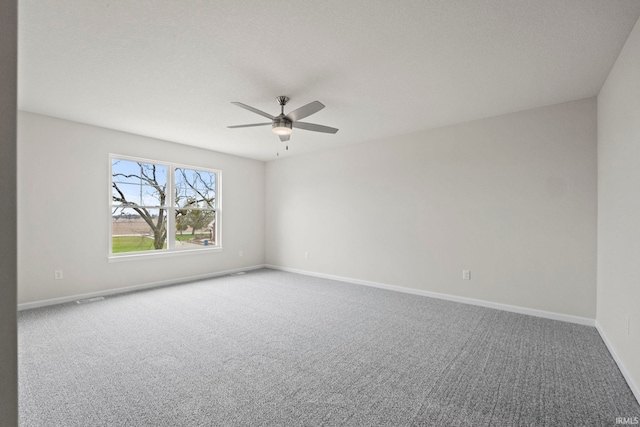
<box><xmin>597</xmin><ymin>17</ymin><xmax>640</xmax><ymax>398</ymax></box>
<box><xmin>0</xmin><ymin>0</ymin><xmax>18</xmax><ymax>424</ymax></box>
<box><xmin>17</xmin><ymin>112</ymin><xmax>265</xmax><ymax>305</ymax></box>
<box><xmin>266</xmin><ymin>98</ymin><xmax>597</xmax><ymax>319</ymax></box>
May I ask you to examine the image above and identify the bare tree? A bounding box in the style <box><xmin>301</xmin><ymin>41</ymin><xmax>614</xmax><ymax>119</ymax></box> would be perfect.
<box><xmin>112</xmin><ymin>162</ymin><xmax>167</xmax><ymax>249</ymax></box>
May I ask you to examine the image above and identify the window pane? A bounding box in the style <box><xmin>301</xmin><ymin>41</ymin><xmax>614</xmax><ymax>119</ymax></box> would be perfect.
<box><xmin>112</xmin><ymin>183</ymin><xmax>167</xmax><ymax>207</ymax></box>
<box><xmin>175</xmin><ymin>168</ymin><xmax>216</xmax><ymax>209</ymax></box>
<box><xmin>112</xmin><ymin>159</ymin><xmax>167</xmax><ymax>207</ymax></box>
<box><xmin>112</xmin><ymin>207</ymin><xmax>167</xmax><ymax>253</ymax></box>
<box><xmin>175</xmin><ymin>210</ymin><xmax>216</xmax><ymax>248</ymax></box>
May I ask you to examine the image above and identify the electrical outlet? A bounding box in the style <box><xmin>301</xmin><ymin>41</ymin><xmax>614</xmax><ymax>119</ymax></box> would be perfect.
<box><xmin>239</xmin><ymin>250</ymin><xmax>243</xmax><ymax>257</ymax></box>
<box><xmin>462</xmin><ymin>270</ymin><xmax>470</xmax><ymax>280</ymax></box>
<box><xmin>54</xmin><ymin>270</ymin><xmax>63</xmax><ymax>280</ymax></box>
<box><xmin>304</xmin><ymin>252</ymin><xmax>309</xmax><ymax>259</ymax></box>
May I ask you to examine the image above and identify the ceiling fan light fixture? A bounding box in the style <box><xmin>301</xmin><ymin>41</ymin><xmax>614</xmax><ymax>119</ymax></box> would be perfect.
<box><xmin>272</xmin><ymin>120</ymin><xmax>292</xmax><ymax>136</ymax></box>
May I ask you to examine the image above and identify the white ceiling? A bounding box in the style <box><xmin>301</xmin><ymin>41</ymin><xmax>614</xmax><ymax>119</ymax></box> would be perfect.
<box><xmin>18</xmin><ymin>0</ymin><xmax>640</xmax><ymax>161</ymax></box>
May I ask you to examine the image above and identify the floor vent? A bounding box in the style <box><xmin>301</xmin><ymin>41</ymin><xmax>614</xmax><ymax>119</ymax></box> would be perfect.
<box><xmin>230</xmin><ymin>271</ymin><xmax>246</xmax><ymax>276</ymax></box>
<box><xmin>76</xmin><ymin>297</ymin><xmax>105</xmax><ymax>304</ymax></box>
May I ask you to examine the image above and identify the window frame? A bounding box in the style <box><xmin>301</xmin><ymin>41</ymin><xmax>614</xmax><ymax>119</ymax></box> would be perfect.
<box><xmin>109</xmin><ymin>154</ymin><xmax>222</xmax><ymax>261</ymax></box>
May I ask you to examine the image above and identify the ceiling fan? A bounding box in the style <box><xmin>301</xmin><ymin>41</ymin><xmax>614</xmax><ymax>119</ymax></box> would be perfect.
<box><xmin>227</xmin><ymin>96</ymin><xmax>338</xmax><ymax>142</ymax></box>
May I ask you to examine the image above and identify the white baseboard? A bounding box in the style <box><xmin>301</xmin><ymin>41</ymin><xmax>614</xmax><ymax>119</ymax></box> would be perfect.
<box><xmin>265</xmin><ymin>264</ymin><xmax>596</xmax><ymax>327</ymax></box>
<box><xmin>595</xmin><ymin>321</ymin><xmax>640</xmax><ymax>405</ymax></box>
<box><xmin>18</xmin><ymin>264</ymin><xmax>266</xmax><ymax>311</ymax></box>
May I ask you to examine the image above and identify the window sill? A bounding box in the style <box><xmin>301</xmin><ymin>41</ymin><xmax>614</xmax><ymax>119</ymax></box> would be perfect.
<box><xmin>108</xmin><ymin>246</ymin><xmax>223</xmax><ymax>262</ymax></box>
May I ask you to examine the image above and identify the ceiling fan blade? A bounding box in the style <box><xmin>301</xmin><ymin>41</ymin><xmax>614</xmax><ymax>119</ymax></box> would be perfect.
<box><xmin>279</xmin><ymin>134</ymin><xmax>290</xmax><ymax>142</ymax></box>
<box><xmin>285</xmin><ymin>101</ymin><xmax>325</xmax><ymax>122</ymax></box>
<box><xmin>231</xmin><ymin>102</ymin><xmax>275</xmax><ymax>120</ymax></box>
<box><xmin>227</xmin><ymin>123</ymin><xmax>271</xmax><ymax>129</ymax></box>
<box><xmin>292</xmin><ymin>121</ymin><xmax>339</xmax><ymax>134</ymax></box>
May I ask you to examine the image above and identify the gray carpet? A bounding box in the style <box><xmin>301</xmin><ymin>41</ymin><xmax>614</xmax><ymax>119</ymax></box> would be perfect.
<box><xmin>18</xmin><ymin>269</ymin><xmax>639</xmax><ymax>426</ymax></box>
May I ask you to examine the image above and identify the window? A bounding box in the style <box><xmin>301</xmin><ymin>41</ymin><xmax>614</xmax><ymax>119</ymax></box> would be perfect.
<box><xmin>110</xmin><ymin>156</ymin><xmax>220</xmax><ymax>257</ymax></box>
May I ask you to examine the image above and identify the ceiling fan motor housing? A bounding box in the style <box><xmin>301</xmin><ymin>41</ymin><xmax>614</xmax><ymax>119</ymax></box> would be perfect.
<box><xmin>272</xmin><ymin>116</ymin><xmax>292</xmax><ymax>135</ymax></box>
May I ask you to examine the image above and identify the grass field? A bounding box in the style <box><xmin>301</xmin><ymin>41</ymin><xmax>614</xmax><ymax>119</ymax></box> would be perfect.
<box><xmin>112</xmin><ymin>234</ymin><xmax>211</xmax><ymax>253</ymax></box>
<box><xmin>112</xmin><ymin>236</ymin><xmax>164</xmax><ymax>253</ymax></box>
